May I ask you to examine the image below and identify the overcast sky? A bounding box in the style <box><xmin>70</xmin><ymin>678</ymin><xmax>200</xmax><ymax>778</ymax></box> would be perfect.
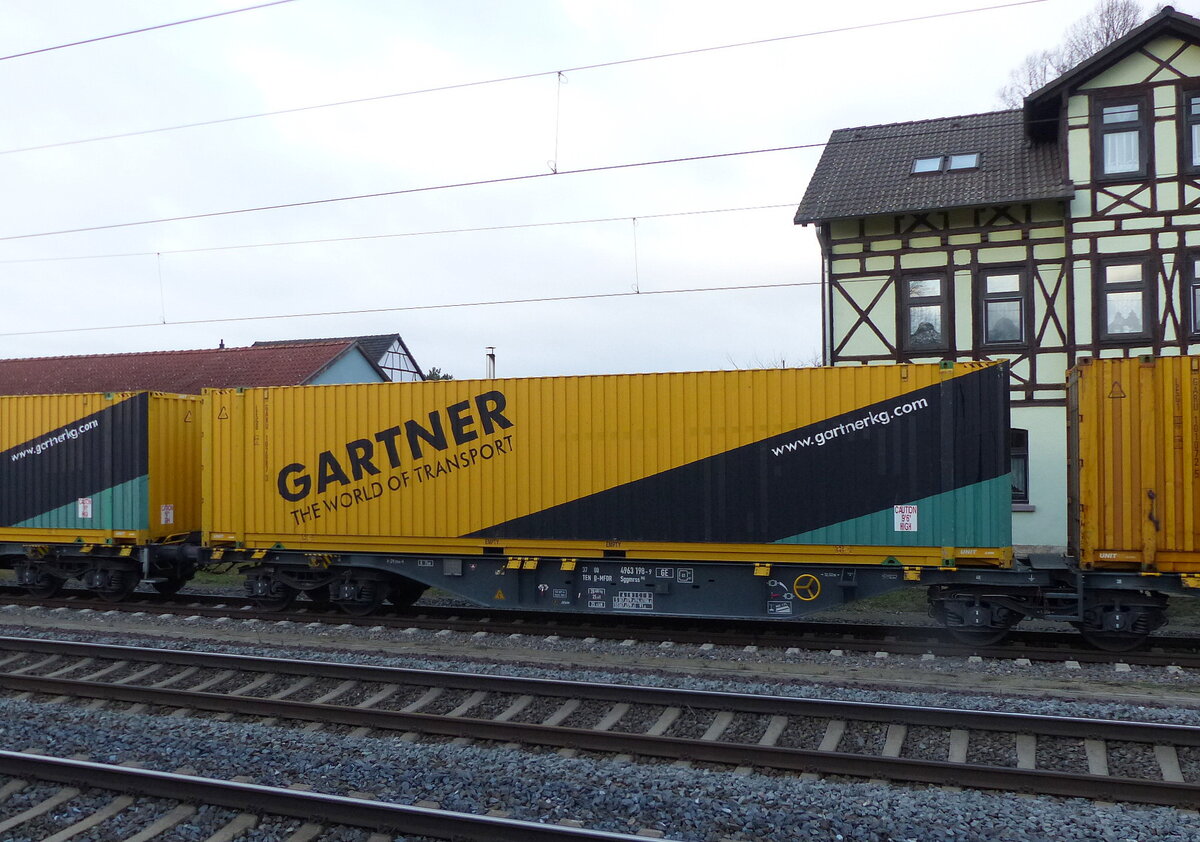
<box><xmin>0</xmin><ymin>0</ymin><xmax>1183</xmax><ymax>379</ymax></box>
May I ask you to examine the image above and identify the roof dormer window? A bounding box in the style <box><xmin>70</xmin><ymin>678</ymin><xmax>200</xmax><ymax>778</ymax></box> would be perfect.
<box><xmin>947</xmin><ymin>153</ymin><xmax>980</xmax><ymax>170</ymax></box>
<box><xmin>911</xmin><ymin>153</ymin><xmax>980</xmax><ymax>175</ymax></box>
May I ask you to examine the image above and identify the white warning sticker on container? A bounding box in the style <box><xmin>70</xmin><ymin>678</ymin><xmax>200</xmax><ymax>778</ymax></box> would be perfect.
<box><xmin>77</xmin><ymin>498</ymin><xmax>93</xmax><ymax>519</ymax></box>
<box><xmin>161</xmin><ymin>504</ymin><xmax>174</xmax><ymax>525</ymax></box>
<box><xmin>894</xmin><ymin>504</ymin><xmax>918</xmax><ymax>532</ymax></box>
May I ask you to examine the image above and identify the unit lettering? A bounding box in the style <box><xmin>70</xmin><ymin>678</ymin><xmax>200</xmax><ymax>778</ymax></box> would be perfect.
<box><xmin>277</xmin><ymin>390</ymin><xmax>513</xmax><ymax>502</ymax></box>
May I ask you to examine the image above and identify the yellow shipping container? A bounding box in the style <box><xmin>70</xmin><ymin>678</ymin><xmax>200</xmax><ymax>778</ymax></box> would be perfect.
<box><xmin>203</xmin><ymin>363</ymin><xmax>1012</xmax><ymax>566</ymax></box>
<box><xmin>0</xmin><ymin>391</ymin><xmax>200</xmax><ymax>545</ymax></box>
<box><xmin>1068</xmin><ymin>355</ymin><xmax>1200</xmax><ymax>571</ymax></box>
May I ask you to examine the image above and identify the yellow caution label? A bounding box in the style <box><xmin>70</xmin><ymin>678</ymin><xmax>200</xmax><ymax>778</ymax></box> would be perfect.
<box><xmin>793</xmin><ymin>574</ymin><xmax>821</xmax><ymax>601</ymax></box>
<box><xmin>494</xmin><ymin>589</ymin><xmax>506</xmax><ymax>600</ymax></box>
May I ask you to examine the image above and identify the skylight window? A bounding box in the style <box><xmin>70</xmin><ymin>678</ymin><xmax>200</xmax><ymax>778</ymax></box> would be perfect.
<box><xmin>911</xmin><ymin>153</ymin><xmax>981</xmax><ymax>174</ymax></box>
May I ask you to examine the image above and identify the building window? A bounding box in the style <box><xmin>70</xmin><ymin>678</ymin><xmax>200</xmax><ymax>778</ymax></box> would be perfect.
<box><xmin>910</xmin><ymin>153</ymin><xmax>980</xmax><ymax>174</ymax></box>
<box><xmin>978</xmin><ymin>269</ymin><xmax>1027</xmax><ymax>346</ymax></box>
<box><xmin>900</xmin><ymin>275</ymin><xmax>950</xmax><ymax>352</ymax></box>
<box><xmin>1010</xmin><ymin>428</ymin><xmax>1028</xmax><ymax>504</ymax></box>
<box><xmin>912</xmin><ymin>156</ymin><xmax>942</xmax><ymax>174</ymax></box>
<box><xmin>1184</xmin><ymin>92</ymin><xmax>1200</xmax><ymax>172</ymax></box>
<box><xmin>1097</xmin><ymin>259</ymin><xmax>1153</xmax><ymax>341</ymax></box>
<box><xmin>1188</xmin><ymin>254</ymin><xmax>1200</xmax><ymax>337</ymax></box>
<box><xmin>1093</xmin><ymin>98</ymin><xmax>1147</xmax><ymax>179</ymax></box>
<box><xmin>947</xmin><ymin>152</ymin><xmax>980</xmax><ymax>170</ymax></box>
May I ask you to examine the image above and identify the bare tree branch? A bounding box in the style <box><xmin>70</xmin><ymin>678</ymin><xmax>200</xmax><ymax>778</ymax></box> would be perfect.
<box><xmin>997</xmin><ymin>0</ymin><xmax>1153</xmax><ymax>107</ymax></box>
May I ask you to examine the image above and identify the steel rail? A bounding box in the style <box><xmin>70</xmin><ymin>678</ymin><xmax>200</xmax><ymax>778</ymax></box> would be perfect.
<box><xmin>3</xmin><ymin>675</ymin><xmax>1199</xmax><ymax>808</ymax></box>
<box><xmin>2</xmin><ymin>636</ymin><xmax>1199</xmax><ymax>746</ymax></box>
<box><xmin>0</xmin><ymin>750</ymin><xmax>659</xmax><ymax>841</ymax></box>
<box><xmin>3</xmin><ymin>586</ymin><xmax>1199</xmax><ymax>664</ymax></box>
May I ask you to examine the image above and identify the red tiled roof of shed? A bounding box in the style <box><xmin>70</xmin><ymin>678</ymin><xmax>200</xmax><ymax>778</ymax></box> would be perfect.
<box><xmin>0</xmin><ymin>341</ymin><xmax>360</xmax><ymax>396</ymax></box>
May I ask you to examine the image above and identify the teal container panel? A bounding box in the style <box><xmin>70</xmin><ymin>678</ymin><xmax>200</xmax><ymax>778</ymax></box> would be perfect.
<box><xmin>776</xmin><ymin>475</ymin><xmax>1012</xmax><ymax>548</ymax></box>
<box><xmin>13</xmin><ymin>475</ymin><xmax>149</xmax><ymax>531</ymax></box>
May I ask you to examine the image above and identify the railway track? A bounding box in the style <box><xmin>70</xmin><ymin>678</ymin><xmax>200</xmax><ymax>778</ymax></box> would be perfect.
<box><xmin>1</xmin><ymin>635</ymin><xmax>1199</xmax><ymax>808</ymax></box>
<box><xmin>4</xmin><ymin>586</ymin><xmax>1200</xmax><ymax>668</ymax></box>
<box><xmin>0</xmin><ymin>750</ymin><xmax>660</xmax><ymax>841</ymax></box>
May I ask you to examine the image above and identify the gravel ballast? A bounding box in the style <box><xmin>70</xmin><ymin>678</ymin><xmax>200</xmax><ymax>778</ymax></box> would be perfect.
<box><xmin>2</xmin><ymin>698</ymin><xmax>1199</xmax><ymax>842</ymax></box>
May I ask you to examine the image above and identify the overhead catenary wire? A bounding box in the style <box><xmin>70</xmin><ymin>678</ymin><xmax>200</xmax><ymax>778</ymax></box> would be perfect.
<box><xmin>0</xmin><ymin>281</ymin><xmax>815</xmax><ymax>340</ymax></box>
<box><xmin>0</xmin><ymin>0</ymin><xmax>301</xmax><ymax>63</ymax></box>
<box><xmin>0</xmin><ymin>0</ymin><xmax>1046</xmax><ymax>157</ymax></box>
<box><xmin>0</xmin><ymin>203</ymin><xmax>798</xmax><ymax>264</ymax></box>
<box><xmin>0</xmin><ymin>108</ymin><xmax>1086</xmax><ymax>245</ymax></box>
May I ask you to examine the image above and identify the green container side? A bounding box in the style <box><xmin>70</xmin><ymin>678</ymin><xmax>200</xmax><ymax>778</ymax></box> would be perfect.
<box><xmin>13</xmin><ymin>475</ymin><xmax>149</xmax><ymax>531</ymax></box>
<box><xmin>775</xmin><ymin>475</ymin><xmax>1012</xmax><ymax>549</ymax></box>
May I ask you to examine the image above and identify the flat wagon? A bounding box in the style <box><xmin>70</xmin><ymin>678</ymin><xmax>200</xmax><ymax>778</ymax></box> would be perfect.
<box><xmin>202</xmin><ymin>362</ymin><xmax>1012</xmax><ymax>617</ymax></box>
<box><xmin>0</xmin><ymin>391</ymin><xmax>201</xmax><ymax>597</ymax></box>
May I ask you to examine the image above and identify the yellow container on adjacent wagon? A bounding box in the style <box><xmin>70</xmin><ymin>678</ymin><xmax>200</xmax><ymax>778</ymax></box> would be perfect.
<box><xmin>202</xmin><ymin>362</ymin><xmax>1012</xmax><ymax>567</ymax></box>
<box><xmin>1068</xmin><ymin>355</ymin><xmax>1200</xmax><ymax>572</ymax></box>
<box><xmin>0</xmin><ymin>392</ymin><xmax>200</xmax><ymax>545</ymax></box>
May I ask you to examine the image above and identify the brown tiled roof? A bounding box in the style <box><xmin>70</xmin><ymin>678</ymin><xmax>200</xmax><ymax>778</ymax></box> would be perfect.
<box><xmin>0</xmin><ymin>341</ymin><xmax>361</xmax><ymax>396</ymax></box>
<box><xmin>794</xmin><ymin>110</ymin><xmax>1073</xmax><ymax>224</ymax></box>
<box><xmin>254</xmin><ymin>334</ymin><xmax>397</xmax><ymax>361</ymax></box>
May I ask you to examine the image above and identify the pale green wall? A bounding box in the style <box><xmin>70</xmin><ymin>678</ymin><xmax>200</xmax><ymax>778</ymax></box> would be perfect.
<box><xmin>307</xmin><ymin>349</ymin><xmax>387</xmax><ymax>385</ymax></box>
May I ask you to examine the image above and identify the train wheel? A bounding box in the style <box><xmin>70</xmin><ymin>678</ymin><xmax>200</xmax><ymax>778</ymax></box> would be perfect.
<box><xmin>388</xmin><ymin>579</ymin><xmax>428</xmax><ymax>609</ymax></box>
<box><xmin>334</xmin><ymin>577</ymin><xmax>386</xmax><ymax>616</ymax></box>
<box><xmin>152</xmin><ymin>578</ymin><xmax>187</xmax><ymax>596</ymax></box>
<box><xmin>17</xmin><ymin>564</ymin><xmax>64</xmax><ymax>599</ymax></box>
<box><xmin>254</xmin><ymin>583</ymin><xmax>298</xmax><ymax>612</ymax></box>
<box><xmin>1076</xmin><ymin>628</ymin><xmax>1150</xmax><ymax>652</ymax></box>
<box><xmin>305</xmin><ymin>585</ymin><xmax>331</xmax><ymax>609</ymax></box>
<box><xmin>93</xmin><ymin>571</ymin><xmax>141</xmax><ymax>602</ymax></box>
<box><xmin>946</xmin><ymin>627</ymin><xmax>1012</xmax><ymax>647</ymax></box>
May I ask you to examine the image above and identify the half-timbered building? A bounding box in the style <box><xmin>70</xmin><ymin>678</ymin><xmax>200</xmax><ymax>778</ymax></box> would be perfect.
<box><xmin>795</xmin><ymin>6</ymin><xmax>1200</xmax><ymax>550</ymax></box>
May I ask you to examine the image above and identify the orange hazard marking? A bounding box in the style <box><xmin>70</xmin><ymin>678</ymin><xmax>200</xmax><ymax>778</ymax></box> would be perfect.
<box><xmin>494</xmin><ymin>589</ymin><xmax>506</xmax><ymax>600</ymax></box>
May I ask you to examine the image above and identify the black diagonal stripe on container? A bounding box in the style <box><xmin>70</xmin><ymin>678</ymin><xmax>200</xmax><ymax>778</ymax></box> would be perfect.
<box><xmin>469</xmin><ymin>365</ymin><xmax>1007</xmax><ymax>544</ymax></box>
<box><xmin>0</xmin><ymin>393</ymin><xmax>149</xmax><ymax>527</ymax></box>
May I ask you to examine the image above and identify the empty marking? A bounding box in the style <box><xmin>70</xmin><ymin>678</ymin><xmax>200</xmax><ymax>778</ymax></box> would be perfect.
<box><xmin>201</xmin><ymin>812</ymin><xmax>258</xmax><ymax>842</ymax></box>
<box><xmin>42</xmin><ymin>794</ymin><xmax>134</xmax><ymax>842</ymax></box>
<box><xmin>541</xmin><ymin>699</ymin><xmax>581</xmax><ymax>727</ymax></box>
<box><xmin>124</xmin><ymin>804</ymin><xmax>196</xmax><ymax>842</ymax></box>
<box><xmin>214</xmin><ymin>674</ymin><xmax>274</xmax><ymax>722</ymax></box>
<box><xmin>948</xmin><ymin>730</ymin><xmax>969</xmax><ymax>763</ymax></box>
<box><xmin>311</xmin><ymin>680</ymin><xmax>358</xmax><ymax>705</ymax></box>
<box><xmin>145</xmin><ymin>666</ymin><xmax>199</xmax><ymax>688</ymax></box>
<box><xmin>8</xmin><ymin>655</ymin><xmax>61</xmax><ymax>675</ymax></box>
<box><xmin>1085</xmin><ymin>740</ymin><xmax>1109</xmax><ymax>776</ymax></box>
<box><xmin>282</xmin><ymin>823</ymin><xmax>324</xmax><ymax>842</ymax></box>
<box><xmin>1155</xmin><ymin>745</ymin><xmax>1185</xmax><ymax>782</ymax></box>
<box><xmin>646</xmin><ymin>708</ymin><xmax>682</xmax><ymax>736</ymax></box>
<box><xmin>818</xmin><ymin>720</ymin><xmax>846</xmax><ymax>752</ymax></box>
<box><xmin>78</xmin><ymin>662</ymin><xmax>131</xmax><ymax>686</ymax></box>
<box><xmin>494</xmin><ymin>695</ymin><xmax>534</xmax><ymax>722</ymax></box>
<box><xmin>0</xmin><ymin>778</ymin><xmax>27</xmax><ymax>803</ymax></box>
<box><xmin>594</xmin><ymin>703</ymin><xmax>630</xmax><ymax>732</ymax></box>
<box><xmin>356</xmin><ymin>686</ymin><xmax>400</xmax><ymax>708</ymax></box>
<box><xmin>1016</xmin><ymin>734</ymin><xmax>1037</xmax><ymax>770</ymax></box>
<box><xmin>882</xmin><ymin>724</ymin><xmax>907</xmax><ymax>758</ymax></box>
<box><xmin>112</xmin><ymin>664</ymin><xmax>163</xmax><ymax>685</ymax></box>
<box><xmin>0</xmin><ymin>787</ymin><xmax>81</xmax><ymax>836</ymax></box>
<box><xmin>401</xmin><ymin>687</ymin><xmax>444</xmax><ymax>713</ymax></box>
<box><xmin>45</xmin><ymin>658</ymin><xmax>95</xmax><ymax>678</ymax></box>
<box><xmin>446</xmin><ymin>691</ymin><xmax>488</xmax><ymax>718</ymax></box>
<box><xmin>701</xmin><ymin>711</ymin><xmax>735</xmax><ymax>742</ymax></box>
<box><xmin>759</xmin><ymin>715</ymin><xmax>788</xmax><ymax>746</ymax></box>
<box><xmin>269</xmin><ymin>677</ymin><xmax>315</xmax><ymax>700</ymax></box>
